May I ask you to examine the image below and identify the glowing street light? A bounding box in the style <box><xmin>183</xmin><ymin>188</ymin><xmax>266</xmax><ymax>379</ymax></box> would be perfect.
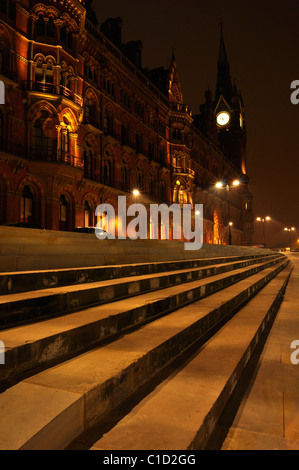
<box><xmin>215</xmin><ymin>179</ymin><xmax>241</xmax><ymax>245</ymax></box>
<box><xmin>132</xmin><ymin>189</ymin><xmax>140</xmax><ymax>197</ymax></box>
<box><xmin>256</xmin><ymin>216</ymin><xmax>271</xmax><ymax>248</ymax></box>
<box><xmin>284</xmin><ymin>227</ymin><xmax>295</xmax><ymax>251</ymax></box>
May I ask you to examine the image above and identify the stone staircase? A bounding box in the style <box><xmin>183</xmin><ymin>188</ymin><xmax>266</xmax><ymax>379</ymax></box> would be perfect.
<box><xmin>0</xmin><ymin>251</ymin><xmax>292</xmax><ymax>450</ymax></box>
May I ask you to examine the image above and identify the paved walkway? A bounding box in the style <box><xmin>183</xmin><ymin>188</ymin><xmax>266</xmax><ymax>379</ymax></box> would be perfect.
<box><xmin>221</xmin><ymin>253</ymin><xmax>299</xmax><ymax>450</ymax></box>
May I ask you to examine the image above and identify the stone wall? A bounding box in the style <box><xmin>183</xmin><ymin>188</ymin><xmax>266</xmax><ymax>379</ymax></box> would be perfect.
<box><xmin>0</xmin><ymin>227</ymin><xmax>272</xmax><ymax>272</ymax></box>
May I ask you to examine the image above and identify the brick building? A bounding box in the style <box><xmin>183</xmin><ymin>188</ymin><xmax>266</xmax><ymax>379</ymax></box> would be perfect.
<box><xmin>0</xmin><ymin>0</ymin><xmax>253</xmax><ymax>245</ymax></box>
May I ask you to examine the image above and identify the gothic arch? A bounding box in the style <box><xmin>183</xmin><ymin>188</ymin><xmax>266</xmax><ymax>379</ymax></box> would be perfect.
<box><xmin>28</xmin><ymin>100</ymin><xmax>59</xmax><ymax>123</ymax></box>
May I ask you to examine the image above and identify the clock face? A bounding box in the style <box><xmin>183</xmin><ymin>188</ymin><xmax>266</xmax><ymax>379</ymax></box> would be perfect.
<box><xmin>216</xmin><ymin>111</ymin><xmax>230</xmax><ymax>127</ymax></box>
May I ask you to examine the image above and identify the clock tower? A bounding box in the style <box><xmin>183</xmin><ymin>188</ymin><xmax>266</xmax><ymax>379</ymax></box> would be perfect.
<box><xmin>214</xmin><ymin>25</ymin><xmax>247</xmax><ymax>176</ymax></box>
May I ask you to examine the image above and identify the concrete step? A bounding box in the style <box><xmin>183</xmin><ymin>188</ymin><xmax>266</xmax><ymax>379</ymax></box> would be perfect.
<box><xmin>86</xmin><ymin>263</ymin><xmax>293</xmax><ymax>451</ymax></box>
<box><xmin>0</xmin><ymin>254</ymin><xmax>271</xmax><ymax>295</ymax></box>
<box><xmin>0</xmin><ymin>255</ymin><xmax>284</xmax><ymax>382</ymax></box>
<box><xmin>0</xmin><ymin>254</ymin><xmax>281</xmax><ymax>329</ymax></box>
<box><xmin>0</xmin><ymin>257</ymin><xmax>289</xmax><ymax>449</ymax></box>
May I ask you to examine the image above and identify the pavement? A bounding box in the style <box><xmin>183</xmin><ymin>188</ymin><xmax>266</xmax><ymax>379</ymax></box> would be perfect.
<box><xmin>220</xmin><ymin>252</ymin><xmax>299</xmax><ymax>450</ymax></box>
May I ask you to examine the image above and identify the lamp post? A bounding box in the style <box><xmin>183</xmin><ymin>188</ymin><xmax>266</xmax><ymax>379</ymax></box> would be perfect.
<box><xmin>256</xmin><ymin>216</ymin><xmax>271</xmax><ymax>249</ymax></box>
<box><xmin>132</xmin><ymin>189</ymin><xmax>140</xmax><ymax>216</ymax></box>
<box><xmin>215</xmin><ymin>179</ymin><xmax>240</xmax><ymax>245</ymax></box>
<box><xmin>284</xmin><ymin>226</ymin><xmax>295</xmax><ymax>251</ymax></box>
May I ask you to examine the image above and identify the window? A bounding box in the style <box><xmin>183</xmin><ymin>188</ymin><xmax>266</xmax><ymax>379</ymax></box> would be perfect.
<box><xmin>103</xmin><ymin>160</ymin><xmax>112</xmax><ymax>186</ymax></box>
<box><xmin>20</xmin><ymin>186</ymin><xmax>33</xmax><ymax>223</ymax></box>
<box><xmin>172</xmin><ymin>128</ymin><xmax>181</xmax><ymax>142</ymax></box>
<box><xmin>121</xmin><ymin>123</ymin><xmax>130</xmax><ymax>146</ymax></box>
<box><xmin>135</xmin><ymin>102</ymin><xmax>144</xmax><ymax>121</ymax></box>
<box><xmin>85</xmin><ymin>100</ymin><xmax>97</xmax><ymax>127</ymax></box>
<box><xmin>136</xmin><ymin>133</ymin><xmax>143</xmax><ymax>154</ymax></box>
<box><xmin>84</xmin><ymin>142</ymin><xmax>93</xmax><ymax>179</ymax></box>
<box><xmin>32</xmin><ymin>110</ymin><xmax>54</xmax><ymax>160</ymax></box>
<box><xmin>121</xmin><ymin>164</ymin><xmax>129</xmax><ymax>191</ymax></box>
<box><xmin>136</xmin><ymin>168</ymin><xmax>142</xmax><ymax>190</ymax></box>
<box><xmin>84</xmin><ymin>201</ymin><xmax>94</xmax><ymax>227</ymax></box>
<box><xmin>104</xmin><ymin>111</ymin><xmax>114</xmax><ymax>137</ymax></box>
<box><xmin>59</xmin><ymin>195</ymin><xmax>68</xmax><ymax>231</ymax></box>
<box><xmin>36</xmin><ymin>14</ymin><xmax>45</xmax><ymax>37</ymax></box>
<box><xmin>103</xmin><ymin>77</ymin><xmax>115</xmax><ymax>97</ymax></box>
<box><xmin>60</xmin><ymin>125</ymin><xmax>69</xmax><ymax>161</ymax></box>
<box><xmin>47</xmin><ymin>17</ymin><xmax>55</xmax><ymax>39</ymax></box>
<box><xmin>149</xmin><ymin>176</ymin><xmax>156</xmax><ymax>200</ymax></box>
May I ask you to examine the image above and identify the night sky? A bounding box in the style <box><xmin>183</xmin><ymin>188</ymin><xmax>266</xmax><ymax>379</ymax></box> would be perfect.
<box><xmin>95</xmin><ymin>0</ymin><xmax>299</xmax><ymax>248</ymax></box>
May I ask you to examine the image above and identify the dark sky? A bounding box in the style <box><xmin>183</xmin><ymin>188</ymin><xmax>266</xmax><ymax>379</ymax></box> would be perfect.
<box><xmin>94</xmin><ymin>0</ymin><xmax>299</xmax><ymax>248</ymax></box>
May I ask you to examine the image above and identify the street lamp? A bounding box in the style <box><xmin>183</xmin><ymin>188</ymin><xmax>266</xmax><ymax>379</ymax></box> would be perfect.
<box><xmin>215</xmin><ymin>179</ymin><xmax>240</xmax><ymax>245</ymax></box>
<box><xmin>284</xmin><ymin>226</ymin><xmax>295</xmax><ymax>251</ymax></box>
<box><xmin>132</xmin><ymin>189</ymin><xmax>140</xmax><ymax>210</ymax></box>
<box><xmin>256</xmin><ymin>216</ymin><xmax>271</xmax><ymax>249</ymax></box>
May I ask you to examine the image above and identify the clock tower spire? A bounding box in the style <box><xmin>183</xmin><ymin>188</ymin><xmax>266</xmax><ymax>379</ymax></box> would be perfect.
<box><xmin>214</xmin><ymin>25</ymin><xmax>247</xmax><ymax>175</ymax></box>
<box><xmin>215</xmin><ymin>23</ymin><xmax>233</xmax><ymax>106</ymax></box>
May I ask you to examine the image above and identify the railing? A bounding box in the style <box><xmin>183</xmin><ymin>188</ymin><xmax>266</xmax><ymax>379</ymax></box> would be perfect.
<box><xmin>25</xmin><ymin>81</ymin><xmax>83</xmax><ymax>106</ymax></box>
<box><xmin>58</xmin><ymin>153</ymin><xmax>83</xmax><ymax>169</ymax></box>
<box><xmin>172</xmin><ymin>166</ymin><xmax>195</xmax><ymax>177</ymax></box>
<box><xmin>170</xmin><ymin>102</ymin><xmax>192</xmax><ymax>116</ymax></box>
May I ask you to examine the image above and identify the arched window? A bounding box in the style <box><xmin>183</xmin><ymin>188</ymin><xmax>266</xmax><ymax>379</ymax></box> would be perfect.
<box><xmin>136</xmin><ymin>168</ymin><xmax>142</xmax><ymax>190</ymax></box>
<box><xmin>103</xmin><ymin>159</ymin><xmax>112</xmax><ymax>186</ymax></box>
<box><xmin>20</xmin><ymin>186</ymin><xmax>33</xmax><ymax>223</ymax></box>
<box><xmin>84</xmin><ymin>99</ymin><xmax>97</xmax><ymax>127</ymax></box>
<box><xmin>60</xmin><ymin>128</ymin><xmax>69</xmax><ymax>162</ymax></box>
<box><xmin>149</xmin><ymin>175</ymin><xmax>156</xmax><ymax>200</ymax></box>
<box><xmin>32</xmin><ymin>110</ymin><xmax>54</xmax><ymax>161</ymax></box>
<box><xmin>121</xmin><ymin>122</ymin><xmax>129</xmax><ymax>146</ymax></box>
<box><xmin>36</xmin><ymin>14</ymin><xmax>45</xmax><ymax>38</ymax></box>
<box><xmin>121</xmin><ymin>163</ymin><xmax>129</xmax><ymax>191</ymax></box>
<box><xmin>84</xmin><ymin>201</ymin><xmax>91</xmax><ymax>227</ymax></box>
<box><xmin>135</xmin><ymin>132</ymin><xmax>143</xmax><ymax>154</ymax></box>
<box><xmin>59</xmin><ymin>195</ymin><xmax>68</xmax><ymax>231</ymax></box>
<box><xmin>104</xmin><ymin>110</ymin><xmax>114</xmax><ymax>137</ymax></box>
<box><xmin>47</xmin><ymin>17</ymin><xmax>55</xmax><ymax>39</ymax></box>
<box><xmin>45</xmin><ymin>60</ymin><xmax>53</xmax><ymax>84</ymax></box>
<box><xmin>84</xmin><ymin>142</ymin><xmax>93</xmax><ymax>179</ymax></box>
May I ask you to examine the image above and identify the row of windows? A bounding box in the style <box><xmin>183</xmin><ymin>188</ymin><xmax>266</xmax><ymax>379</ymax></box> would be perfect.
<box><xmin>20</xmin><ymin>186</ymin><xmax>95</xmax><ymax>231</ymax></box>
<box><xmin>35</xmin><ymin>14</ymin><xmax>74</xmax><ymax>51</ymax></box>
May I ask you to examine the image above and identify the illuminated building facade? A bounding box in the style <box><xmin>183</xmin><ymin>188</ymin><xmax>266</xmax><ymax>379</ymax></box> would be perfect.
<box><xmin>0</xmin><ymin>0</ymin><xmax>253</xmax><ymax>245</ymax></box>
